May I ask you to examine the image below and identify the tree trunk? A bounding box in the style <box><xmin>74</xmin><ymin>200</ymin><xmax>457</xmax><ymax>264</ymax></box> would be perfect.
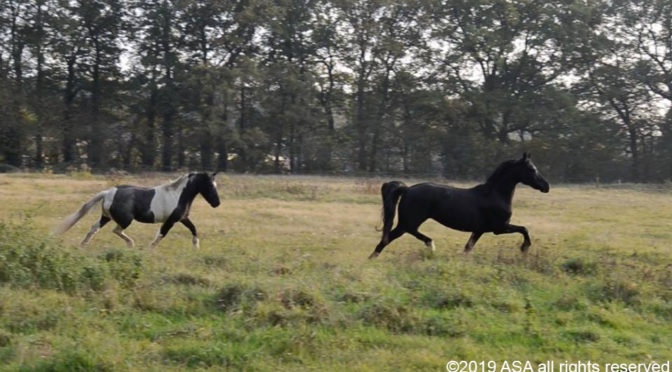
<box><xmin>34</xmin><ymin>0</ymin><xmax>45</xmax><ymax>169</ymax></box>
<box><xmin>142</xmin><ymin>84</ymin><xmax>158</xmax><ymax>169</ymax></box>
<box><xmin>161</xmin><ymin>110</ymin><xmax>173</xmax><ymax>171</ymax></box>
<box><xmin>368</xmin><ymin>66</ymin><xmax>392</xmax><ymax>173</ymax></box>
<box><xmin>87</xmin><ymin>37</ymin><xmax>103</xmax><ymax>169</ymax></box>
<box><xmin>356</xmin><ymin>79</ymin><xmax>367</xmax><ymax>171</ymax></box>
<box><xmin>177</xmin><ymin>124</ymin><xmax>185</xmax><ymax>168</ymax></box>
<box><xmin>62</xmin><ymin>55</ymin><xmax>77</xmax><ymax>165</ymax></box>
<box><xmin>628</xmin><ymin>126</ymin><xmax>640</xmax><ymax>182</ymax></box>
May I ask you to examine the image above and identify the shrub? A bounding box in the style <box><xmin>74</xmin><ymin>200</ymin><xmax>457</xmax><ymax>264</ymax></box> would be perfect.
<box><xmin>565</xmin><ymin>329</ymin><xmax>601</xmax><ymax>343</ymax></box>
<box><xmin>357</xmin><ymin>302</ymin><xmax>418</xmax><ymax>333</ymax></box>
<box><xmin>0</xmin><ymin>164</ymin><xmax>19</xmax><ymax>173</ymax></box>
<box><xmin>422</xmin><ymin>289</ymin><xmax>474</xmax><ymax>310</ymax></box>
<box><xmin>18</xmin><ymin>349</ymin><xmax>111</xmax><ymax>372</ymax></box>
<box><xmin>561</xmin><ymin>258</ymin><xmax>597</xmax><ymax>276</ymax></box>
<box><xmin>587</xmin><ymin>279</ymin><xmax>640</xmax><ymax>306</ymax></box>
<box><xmin>0</xmin><ymin>222</ymin><xmax>142</xmax><ymax>293</ymax></box>
<box><xmin>279</xmin><ymin>289</ymin><xmax>318</xmax><ymax>309</ymax></box>
<box><xmin>0</xmin><ymin>329</ymin><xmax>10</xmax><ymax>347</ymax></box>
<box><xmin>163</xmin><ymin>343</ymin><xmax>243</xmax><ymax>368</ymax></box>
<box><xmin>214</xmin><ymin>283</ymin><xmax>267</xmax><ymax>312</ymax></box>
<box><xmin>161</xmin><ymin>273</ymin><xmax>210</xmax><ymax>287</ymax></box>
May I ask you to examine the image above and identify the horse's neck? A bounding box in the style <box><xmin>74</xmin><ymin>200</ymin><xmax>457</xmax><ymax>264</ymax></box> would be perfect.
<box><xmin>486</xmin><ymin>173</ymin><xmax>518</xmax><ymax>204</ymax></box>
<box><xmin>158</xmin><ymin>176</ymin><xmax>194</xmax><ymax>201</ymax></box>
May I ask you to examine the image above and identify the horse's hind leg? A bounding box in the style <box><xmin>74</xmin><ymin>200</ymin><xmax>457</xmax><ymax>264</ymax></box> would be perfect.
<box><xmin>181</xmin><ymin>218</ymin><xmax>199</xmax><ymax>248</ymax></box>
<box><xmin>369</xmin><ymin>227</ymin><xmax>405</xmax><ymax>259</ymax></box>
<box><xmin>81</xmin><ymin>216</ymin><xmax>110</xmax><ymax>248</ymax></box>
<box><xmin>408</xmin><ymin>229</ymin><xmax>435</xmax><ymax>252</ymax></box>
<box><xmin>113</xmin><ymin>224</ymin><xmax>135</xmax><ymax>248</ymax></box>
<box><xmin>464</xmin><ymin>232</ymin><xmax>483</xmax><ymax>253</ymax></box>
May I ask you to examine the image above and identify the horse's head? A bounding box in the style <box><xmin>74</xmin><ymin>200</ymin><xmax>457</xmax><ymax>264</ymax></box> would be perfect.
<box><xmin>194</xmin><ymin>172</ymin><xmax>221</xmax><ymax>207</ymax></box>
<box><xmin>516</xmin><ymin>153</ymin><xmax>550</xmax><ymax>193</ymax></box>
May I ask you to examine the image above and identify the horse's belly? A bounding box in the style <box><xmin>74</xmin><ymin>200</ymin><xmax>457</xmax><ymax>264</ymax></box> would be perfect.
<box><xmin>431</xmin><ymin>202</ymin><xmax>484</xmax><ymax>232</ymax></box>
<box><xmin>433</xmin><ymin>215</ymin><xmax>480</xmax><ymax>232</ymax></box>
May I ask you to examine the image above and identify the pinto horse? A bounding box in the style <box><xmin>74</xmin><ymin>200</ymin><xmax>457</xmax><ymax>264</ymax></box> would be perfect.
<box><xmin>54</xmin><ymin>172</ymin><xmax>220</xmax><ymax>248</ymax></box>
<box><xmin>369</xmin><ymin>153</ymin><xmax>550</xmax><ymax>259</ymax></box>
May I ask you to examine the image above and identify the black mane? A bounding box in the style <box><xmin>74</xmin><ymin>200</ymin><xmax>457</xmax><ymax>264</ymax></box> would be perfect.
<box><xmin>485</xmin><ymin>160</ymin><xmax>517</xmax><ymax>186</ymax></box>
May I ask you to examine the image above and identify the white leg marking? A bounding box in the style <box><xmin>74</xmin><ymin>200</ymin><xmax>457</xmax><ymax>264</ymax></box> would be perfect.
<box><xmin>192</xmin><ymin>236</ymin><xmax>200</xmax><ymax>249</ymax></box>
<box><xmin>81</xmin><ymin>221</ymin><xmax>101</xmax><ymax>247</ymax></box>
<box><xmin>113</xmin><ymin>225</ymin><xmax>135</xmax><ymax>248</ymax></box>
<box><xmin>425</xmin><ymin>240</ymin><xmax>435</xmax><ymax>252</ymax></box>
<box><xmin>149</xmin><ymin>230</ymin><xmax>164</xmax><ymax>249</ymax></box>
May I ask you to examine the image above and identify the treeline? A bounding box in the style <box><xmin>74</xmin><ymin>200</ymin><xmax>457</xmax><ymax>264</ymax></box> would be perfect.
<box><xmin>1</xmin><ymin>0</ymin><xmax>671</xmax><ymax>182</ymax></box>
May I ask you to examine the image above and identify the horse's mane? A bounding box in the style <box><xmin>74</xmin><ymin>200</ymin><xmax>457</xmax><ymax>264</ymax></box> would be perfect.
<box><xmin>163</xmin><ymin>174</ymin><xmax>190</xmax><ymax>190</ymax></box>
<box><xmin>485</xmin><ymin>160</ymin><xmax>517</xmax><ymax>186</ymax></box>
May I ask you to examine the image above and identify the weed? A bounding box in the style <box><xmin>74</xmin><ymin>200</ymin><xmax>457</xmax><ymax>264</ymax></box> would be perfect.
<box><xmin>561</xmin><ymin>257</ymin><xmax>598</xmax><ymax>275</ymax></box>
<box><xmin>161</xmin><ymin>273</ymin><xmax>210</xmax><ymax>287</ymax></box>
<box><xmin>214</xmin><ymin>283</ymin><xmax>267</xmax><ymax>312</ymax></box>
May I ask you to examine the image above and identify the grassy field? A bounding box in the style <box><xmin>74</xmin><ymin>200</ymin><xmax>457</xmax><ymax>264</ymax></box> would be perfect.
<box><xmin>0</xmin><ymin>173</ymin><xmax>670</xmax><ymax>371</ymax></box>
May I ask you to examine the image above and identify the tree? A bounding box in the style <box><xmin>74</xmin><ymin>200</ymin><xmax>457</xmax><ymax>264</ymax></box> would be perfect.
<box><xmin>432</xmin><ymin>0</ymin><xmax>603</xmax><ymax>144</ymax></box>
<box><xmin>577</xmin><ymin>55</ymin><xmax>656</xmax><ymax>181</ymax></box>
<box><xmin>76</xmin><ymin>0</ymin><xmax>123</xmax><ymax>169</ymax></box>
<box><xmin>132</xmin><ymin>0</ymin><xmax>183</xmax><ymax>171</ymax></box>
<box><xmin>621</xmin><ymin>0</ymin><xmax>672</xmax><ymax>178</ymax></box>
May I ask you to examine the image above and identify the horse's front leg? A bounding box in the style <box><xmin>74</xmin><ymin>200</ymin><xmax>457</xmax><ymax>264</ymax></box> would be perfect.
<box><xmin>150</xmin><ymin>219</ymin><xmax>176</xmax><ymax>249</ymax></box>
<box><xmin>464</xmin><ymin>231</ymin><xmax>483</xmax><ymax>253</ymax></box>
<box><xmin>181</xmin><ymin>218</ymin><xmax>199</xmax><ymax>248</ymax></box>
<box><xmin>493</xmin><ymin>224</ymin><xmax>531</xmax><ymax>252</ymax></box>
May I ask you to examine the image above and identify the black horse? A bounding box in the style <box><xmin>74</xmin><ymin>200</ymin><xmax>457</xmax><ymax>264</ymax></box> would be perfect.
<box><xmin>369</xmin><ymin>153</ymin><xmax>550</xmax><ymax>259</ymax></box>
<box><xmin>54</xmin><ymin>172</ymin><xmax>221</xmax><ymax>248</ymax></box>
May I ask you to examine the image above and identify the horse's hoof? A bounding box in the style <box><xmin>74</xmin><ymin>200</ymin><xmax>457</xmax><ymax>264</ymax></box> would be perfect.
<box><xmin>420</xmin><ymin>248</ymin><xmax>434</xmax><ymax>260</ymax></box>
<box><xmin>192</xmin><ymin>237</ymin><xmax>200</xmax><ymax>249</ymax></box>
<box><xmin>426</xmin><ymin>241</ymin><xmax>435</xmax><ymax>252</ymax></box>
<box><xmin>368</xmin><ymin>251</ymin><xmax>380</xmax><ymax>259</ymax></box>
<box><xmin>520</xmin><ymin>242</ymin><xmax>531</xmax><ymax>253</ymax></box>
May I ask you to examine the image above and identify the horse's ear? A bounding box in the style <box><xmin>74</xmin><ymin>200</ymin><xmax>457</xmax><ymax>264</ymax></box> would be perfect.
<box><xmin>522</xmin><ymin>152</ymin><xmax>530</xmax><ymax>161</ymax></box>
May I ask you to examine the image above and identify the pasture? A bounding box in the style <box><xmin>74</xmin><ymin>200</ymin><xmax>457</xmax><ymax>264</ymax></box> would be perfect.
<box><xmin>0</xmin><ymin>173</ymin><xmax>670</xmax><ymax>371</ymax></box>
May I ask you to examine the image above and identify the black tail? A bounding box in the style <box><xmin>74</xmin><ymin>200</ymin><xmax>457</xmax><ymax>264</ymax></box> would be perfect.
<box><xmin>380</xmin><ymin>181</ymin><xmax>407</xmax><ymax>244</ymax></box>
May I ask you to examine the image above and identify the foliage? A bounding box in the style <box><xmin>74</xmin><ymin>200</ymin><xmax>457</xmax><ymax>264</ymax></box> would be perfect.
<box><xmin>0</xmin><ymin>221</ymin><xmax>142</xmax><ymax>293</ymax></box>
<box><xmin>1</xmin><ymin>0</ymin><xmax>672</xmax><ymax>181</ymax></box>
<box><xmin>0</xmin><ymin>174</ymin><xmax>670</xmax><ymax>370</ymax></box>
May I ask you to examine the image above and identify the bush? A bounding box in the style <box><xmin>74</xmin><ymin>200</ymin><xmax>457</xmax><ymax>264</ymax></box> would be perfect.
<box><xmin>0</xmin><ymin>164</ymin><xmax>19</xmax><ymax>173</ymax></box>
<box><xmin>561</xmin><ymin>258</ymin><xmax>597</xmax><ymax>276</ymax></box>
<box><xmin>357</xmin><ymin>302</ymin><xmax>418</xmax><ymax>333</ymax></box>
<box><xmin>422</xmin><ymin>289</ymin><xmax>474</xmax><ymax>310</ymax></box>
<box><xmin>0</xmin><ymin>222</ymin><xmax>142</xmax><ymax>293</ymax></box>
<box><xmin>587</xmin><ymin>279</ymin><xmax>640</xmax><ymax>306</ymax></box>
<box><xmin>214</xmin><ymin>283</ymin><xmax>267</xmax><ymax>312</ymax></box>
<box><xmin>18</xmin><ymin>349</ymin><xmax>111</xmax><ymax>372</ymax></box>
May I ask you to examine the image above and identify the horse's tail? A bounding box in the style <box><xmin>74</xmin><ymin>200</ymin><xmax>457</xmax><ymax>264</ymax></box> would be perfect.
<box><xmin>379</xmin><ymin>181</ymin><xmax>408</xmax><ymax>244</ymax></box>
<box><xmin>52</xmin><ymin>191</ymin><xmax>107</xmax><ymax>235</ymax></box>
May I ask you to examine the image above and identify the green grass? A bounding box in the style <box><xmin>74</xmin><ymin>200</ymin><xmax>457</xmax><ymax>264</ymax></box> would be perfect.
<box><xmin>0</xmin><ymin>173</ymin><xmax>670</xmax><ymax>370</ymax></box>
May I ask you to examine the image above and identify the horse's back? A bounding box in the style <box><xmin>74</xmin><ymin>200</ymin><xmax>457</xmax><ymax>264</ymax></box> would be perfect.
<box><xmin>109</xmin><ymin>185</ymin><xmax>157</xmax><ymax>223</ymax></box>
